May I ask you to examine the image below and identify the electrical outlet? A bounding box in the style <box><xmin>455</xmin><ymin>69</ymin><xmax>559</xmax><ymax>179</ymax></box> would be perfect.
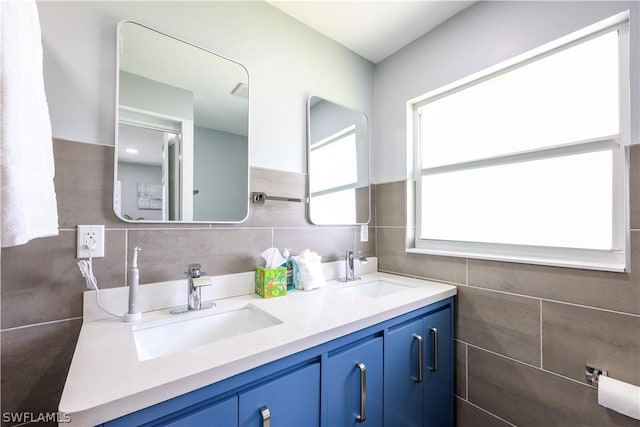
<box><xmin>77</xmin><ymin>225</ymin><xmax>105</xmax><ymax>258</ymax></box>
<box><xmin>360</xmin><ymin>224</ymin><xmax>369</xmax><ymax>242</ymax></box>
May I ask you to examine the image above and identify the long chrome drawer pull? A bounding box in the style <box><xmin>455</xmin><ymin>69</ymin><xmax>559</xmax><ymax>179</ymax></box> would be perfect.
<box><xmin>412</xmin><ymin>334</ymin><xmax>424</xmax><ymax>382</ymax></box>
<box><xmin>259</xmin><ymin>405</ymin><xmax>271</xmax><ymax>427</ymax></box>
<box><xmin>356</xmin><ymin>362</ymin><xmax>367</xmax><ymax>423</ymax></box>
<box><xmin>430</xmin><ymin>327</ymin><xmax>439</xmax><ymax>372</ymax></box>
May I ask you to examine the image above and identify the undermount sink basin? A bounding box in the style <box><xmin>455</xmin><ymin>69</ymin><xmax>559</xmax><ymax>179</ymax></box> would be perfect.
<box><xmin>132</xmin><ymin>304</ymin><xmax>282</xmax><ymax>361</ymax></box>
<box><xmin>341</xmin><ymin>280</ymin><xmax>413</xmax><ymax>298</ymax></box>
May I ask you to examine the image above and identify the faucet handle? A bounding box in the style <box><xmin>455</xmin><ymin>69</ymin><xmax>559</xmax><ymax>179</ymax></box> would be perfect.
<box><xmin>192</xmin><ymin>276</ymin><xmax>212</xmax><ymax>288</ymax></box>
<box><xmin>185</xmin><ymin>263</ymin><xmax>202</xmax><ymax>278</ymax></box>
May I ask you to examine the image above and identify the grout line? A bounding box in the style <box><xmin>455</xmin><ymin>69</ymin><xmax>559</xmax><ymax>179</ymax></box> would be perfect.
<box><xmin>463</xmin><ymin>341</ymin><xmax>597</xmax><ymax>389</ymax></box>
<box><xmin>1</xmin><ymin>317</ymin><xmax>83</xmax><ymax>332</ymax></box>
<box><xmin>466</xmin><ymin>283</ymin><xmax>640</xmax><ymax>318</ymax></box>
<box><xmin>465</xmin><ymin>342</ymin><xmax>469</xmax><ymax>400</ymax></box>
<box><xmin>540</xmin><ymin>300</ymin><xmax>543</xmax><ymax>368</ymax></box>
<box><xmin>455</xmin><ymin>396</ymin><xmax>517</xmax><ymax>427</ymax></box>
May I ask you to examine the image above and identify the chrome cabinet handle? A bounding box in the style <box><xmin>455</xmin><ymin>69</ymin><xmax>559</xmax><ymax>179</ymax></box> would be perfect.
<box><xmin>429</xmin><ymin>327</ymin><xmax>439</xmax><ymax>372</ymax></box>
<box><xmin>259</xmin><ymin>405</ymin><xmax>271</xmax><ymax>427</ymax></box>
<box><xmin>356</xmin><ymin>362</ymin><xmax>367</xmax><ymax>423</ymax></box>
<box><xmin>412</xmin><ymin>334</ymin><xmax>424</xmax><ymax>382</ymax></box>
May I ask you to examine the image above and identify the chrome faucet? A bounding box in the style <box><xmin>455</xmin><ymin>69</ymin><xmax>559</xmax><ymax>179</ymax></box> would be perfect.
<box><xmin>171</xmin><ymin>263</ymin><xmax>215</xmax><ymax>314</ymax></box>
<box><xmin>340</xmin><ymin>250</ymin><xmax>369</xmax><ymax>282</ymax></box>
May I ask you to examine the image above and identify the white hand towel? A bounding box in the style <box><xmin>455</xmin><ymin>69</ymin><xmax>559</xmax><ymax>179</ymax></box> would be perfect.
<box><xmin>1</xmin><ymin>0</ymin><xmax>59</xmax><ymax>247</ymax></box>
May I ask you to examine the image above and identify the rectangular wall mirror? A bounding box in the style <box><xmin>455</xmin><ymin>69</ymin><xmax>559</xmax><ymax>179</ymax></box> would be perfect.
<box><xmin>307</xmin><ymin>96</ymin><xmax>370</xmax><ymax>225</ymax></box>
<box><xmin>115</xmin><ymin>21</ymin><xmax>249</xmax><ymax>222</ymax></box>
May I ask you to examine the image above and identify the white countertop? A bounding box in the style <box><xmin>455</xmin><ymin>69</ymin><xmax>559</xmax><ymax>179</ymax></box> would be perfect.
<box><xmin>59</xmin><ymin>271</ymin><xmax>456</xmax><ymax>426</ymax></box>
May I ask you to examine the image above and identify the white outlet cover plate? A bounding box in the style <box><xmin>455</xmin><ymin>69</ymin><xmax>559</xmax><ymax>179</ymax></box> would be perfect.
<box><xmin>77</xmin><ymin>225</ymin><xmax>105</xmax><ymax>258</ymax></box>
<box><xmin>360</xmin><ymin>224</ymin><xmax>369</xmax><ymax>242</ymax></box>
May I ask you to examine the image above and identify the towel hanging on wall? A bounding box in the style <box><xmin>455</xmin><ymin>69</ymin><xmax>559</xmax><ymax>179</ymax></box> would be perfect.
<box><xmin>0</xmin><ymin>0</ymin><xmax>59</xmax><ymax>247</ymax></box>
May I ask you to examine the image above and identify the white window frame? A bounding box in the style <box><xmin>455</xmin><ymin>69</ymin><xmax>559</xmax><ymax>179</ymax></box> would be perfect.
<box><xmin>406</xmin><ymin>11</ymin><xmax>631</xmax><ymax>272</ymax></box>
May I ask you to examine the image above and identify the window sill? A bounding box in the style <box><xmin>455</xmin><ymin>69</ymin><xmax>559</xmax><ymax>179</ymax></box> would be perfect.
<box><xmin>406</xmin><ymin>245</ymin><xmax>629</xmax><ymax>273</ymax></box>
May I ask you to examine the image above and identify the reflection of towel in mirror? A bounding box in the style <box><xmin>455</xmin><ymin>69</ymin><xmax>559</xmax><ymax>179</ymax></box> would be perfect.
<box><xmin>293</xmin><ymin>250</ymin><xmax>326</xmax><ymax>290</ymax></box>
<box><xmin>1</xmin><ymin>0</ymin><xmax>59</xmax><ymax>247</ymax></box>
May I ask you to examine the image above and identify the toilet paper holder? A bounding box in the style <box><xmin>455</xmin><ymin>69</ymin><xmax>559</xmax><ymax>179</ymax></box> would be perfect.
<box><xmin>586</xmin><ymin>365</ymin><xmax>608</xmax><ymax>386</ymax></box>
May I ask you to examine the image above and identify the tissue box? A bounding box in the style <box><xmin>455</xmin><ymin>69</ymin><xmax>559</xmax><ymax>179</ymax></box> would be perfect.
<box><xmin>255</xmin><ymin>267</ymin><xmax>287</xmax><ymax>298</ymax></box>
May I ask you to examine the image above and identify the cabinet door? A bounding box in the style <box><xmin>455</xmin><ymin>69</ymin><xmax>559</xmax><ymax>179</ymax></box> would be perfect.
<box><xmin>239</xmin><ymin>363</ymin><xmax>320</xmax><ymax>427</ymax></box>
<box><xmin>384</xmin><ymin>318</ymin><xmax>425</xmax><ymax>427</ymax></box>
<box><xmin>326</xmin><ymin>337</ymin><xmax>383</xmax><ymax>427</ymax></box>
<box><xmin>423</xmin><ymin>307</ymin><xmax>453</xmax><ymax>427</ymax></box>
<box><xmin>160</xmin><ymin>395</ymin><xmax>238</xmax><ymax>427</ymax></box>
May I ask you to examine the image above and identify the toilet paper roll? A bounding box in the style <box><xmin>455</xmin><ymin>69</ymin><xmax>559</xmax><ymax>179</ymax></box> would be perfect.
<box><xmin>598</xmin><ymin>375</ymin><xmax>640</xmax><ymax>420</ymax></box>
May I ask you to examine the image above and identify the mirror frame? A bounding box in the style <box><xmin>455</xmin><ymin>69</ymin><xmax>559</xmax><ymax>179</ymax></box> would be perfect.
<box><xmin>306</xmin><ymin>95</ymin><xmax>371</xmax><ymax>226</ymax></box>
<box><xmin>114</xmin><ymin>20</ymin><xmax>250</xmax><ymax>224</ymax></box>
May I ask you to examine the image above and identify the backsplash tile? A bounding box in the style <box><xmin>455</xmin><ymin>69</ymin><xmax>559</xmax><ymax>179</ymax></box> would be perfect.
<box><xmin>128</xmin><ymin>228</ymin><xmax>272</xmax><ymax>282</ymax></box>
<box><xmin>375</xmin><ymin>181</ymin><xmax>405</xmax><ymax>227</ymax></box>
<box><xmin>377</xmin><ymin>227</ymin><xmax>466</xmax><ymax>284</ymax></box>
<box><xmin>456</xmin><ymin>398</ymin><xmax>512</xmax><ymax>427</ymax></box>
<box><xmin>245</xmin><ymin>167</ymin><xmax>310</xmax><ymax>228</ymax></box>
<box><xmin>1</xmin><ymin>319</ymin><xmax>82</xmax><ymax>427</ymax></box>
<box><xmin>1</xmin><ymin>230</ymin><xmax>125</xmax><ymax>329</ymax></box>
<box><xmin>467</xmin><ymin>346</ymin><xmax>638</xmax><ymax>427</ymax></box>
<box><xmin>53</xmin><ymin>139</ymin><xmax>120</xmax><ymax>229</ymax></box>
<box><xmin>273</xmin><ymin>227</ymin><xmax>358</xmax><ymax>263</ymax></box>
<box><xmin>456</xmin><ymin>286</ymin><xmax>541</xmax><ymax>366</ymax></box>
<box><xmin>467</xmin><ymin>231</ymin><xmax>640</xmax><ymax>315</ymax></box>
<box><xmin>542</xmin><ymin>301</ymin><xmax>640</xmax><ymax>385</ymax></box>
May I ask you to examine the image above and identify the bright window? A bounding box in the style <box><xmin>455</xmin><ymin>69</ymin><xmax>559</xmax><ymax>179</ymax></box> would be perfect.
<box><xmin>309</xmin><ymin>125</ymin><xmax>358</xmax><ymax>224</ymax></box>
<box><xmin>410</xmin><ymin>14</ymin><xmax>630</xmax><ymax>272</ymax></box>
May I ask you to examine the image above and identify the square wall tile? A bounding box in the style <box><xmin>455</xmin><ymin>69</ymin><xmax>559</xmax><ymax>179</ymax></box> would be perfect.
<box><xmin>245</xmin><ymin>167</ymin><xmax>309</xmax><ymax>228</ymax></box>
<box><xmin>273</xmin><ymin>227</ymin><xmax>356</xmax><ymax>262</ymax></box>
<box><xmin>1</xmin><ymin>230</ymin><xmax>125</xmax><ymax>329</ymax></box>
<box><xmin>456</xmin><ymin>286</ymin><xmax>541</xmax><ymax>366</ymax></box>
<box><xmin>128</xmin><ymin>228</ymin><xmax>272</xmax><ymax>283</ymax></box>
<box><xmin>467</xmin><ymin>231</ymin><xmax>640</xmax><ymax>315</ymax></box>
<box><xmin>53</xmin><ymin>139</ymin><xmax>121</xmax><ymax>228</ymax></box>
<box><xmin>377</xmin><ymin>227</ymin><xmax>466</xmax><ymax>284</ymax></box>
<box><xmin>375</xmin><ymin>181</ymin><xmax>405</xmax><ymax>227</ymax></box>
<box><xmin>1</xmin><ymin>319</ymin><xmax>82</xmax><ymax>427</ymax></box>
<box><xmin>456</xmin><ymin>398</ymin><xmax>511</xmax><ymax>427</ymax></box>
<box><xmin>542</xmin><ymin>301</ymin><xmax>640</xmax><ymax>385</ymax></box>
<box><xmin>468</xmin><ymin>347</ymin><xmax>638</xmax><ymax>427</ymax></box>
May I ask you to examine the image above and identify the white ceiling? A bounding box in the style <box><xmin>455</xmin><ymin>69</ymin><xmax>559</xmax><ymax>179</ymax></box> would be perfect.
<box><xmin>268</xmin><ymin>1</ymin><xmax>475</xmax><ymax>63</ymax></box>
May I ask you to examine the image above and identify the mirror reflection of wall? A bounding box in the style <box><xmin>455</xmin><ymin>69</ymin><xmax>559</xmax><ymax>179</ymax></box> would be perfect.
<box><xmin>115</xmin><ymin>21</ymin><xmax>249</xmax><ymax>223</ymax></box>
<box><xmin>307</xmin><ymin>96</ymin><xmax>370</xmax><ymax>225</ymax></box>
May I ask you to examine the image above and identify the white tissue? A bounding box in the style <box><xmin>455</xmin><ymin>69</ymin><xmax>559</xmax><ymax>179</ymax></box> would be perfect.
<box><xmin>598</xmin><ymin>375</ymin><xmax>640</xmax><ymax>420</ymax></box>
<box><xmin>293</xmin><ymin>249</ymin><xmax>326</xmax><ymax>290</ymax></box>
<box><xmin>261</xmin><ymin>247</ymin><xmax>286</xmax><ymax>268</ymax></box>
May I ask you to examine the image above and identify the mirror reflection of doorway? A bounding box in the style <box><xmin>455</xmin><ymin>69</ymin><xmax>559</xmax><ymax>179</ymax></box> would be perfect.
<box><xmin>116</xmin><ymin>122</ymin><xmax>182</xmax><ymax>221</ymax></box>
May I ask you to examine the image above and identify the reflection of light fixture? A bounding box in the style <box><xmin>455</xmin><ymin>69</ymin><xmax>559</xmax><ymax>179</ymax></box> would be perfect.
<box><xmin>230</xmin><ymin>82</ymin><xmax>249</xmax><ymax>99</ymax></box>
<box><xmin>125</xmin><ymin>148</ymin><xmax>138</xmax><ymax>154</ymax></box>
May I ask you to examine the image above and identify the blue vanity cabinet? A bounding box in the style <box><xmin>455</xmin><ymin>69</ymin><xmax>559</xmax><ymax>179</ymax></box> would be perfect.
<box><xmin>100</xmin><ymin>297</ymin><xmax>454</xmax><ymax>427</ymax></box>
<box><xmin>238</xmin><ymin>362</ymin><xmax>320</xmax><ymax>427</ymax></box>
<box><xmin>384</xmin><ymin>302</ymin><xmax>454</xmax><ymax>427</ymax></box>
<box><xmin>325</xmin><ymin>336</ymin><xmax>384</xmax><ymax>427</ymax></box>
<box><xmin>160</xmin><ymin>395</ymin><xmax>238</xmax><ymax>427</ymax></box>
<box><xmin>423</xmin><ymin>306</ymin><xmax>454</xmax><ymax>427</ymax></box>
